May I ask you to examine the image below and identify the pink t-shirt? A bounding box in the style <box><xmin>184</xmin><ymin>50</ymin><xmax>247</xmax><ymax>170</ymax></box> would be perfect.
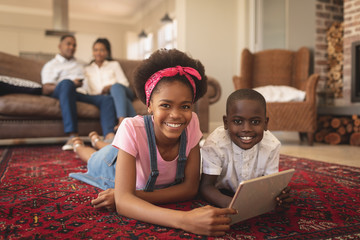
<box><xmin>112</xmin><ymin>112</ymin><xmax>202</xmax><ymax>190</ymax></box>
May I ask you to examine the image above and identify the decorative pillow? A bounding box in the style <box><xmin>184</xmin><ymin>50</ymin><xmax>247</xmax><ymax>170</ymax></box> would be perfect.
<box><xmin>253</xmin><ymin>85</ymin><xmax>306</xmax><ymax>102</ymax></box>
<box><xmin>0</xmin><ymin>75</ymin><xmax>42</xmax><ymax>96</ymax></box>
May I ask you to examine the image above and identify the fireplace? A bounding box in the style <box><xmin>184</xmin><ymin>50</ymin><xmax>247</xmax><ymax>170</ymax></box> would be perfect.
<box><xmin>351</xmin><ymin>41</ymin><xmax>360</xmax><ymax>102</ymax></box>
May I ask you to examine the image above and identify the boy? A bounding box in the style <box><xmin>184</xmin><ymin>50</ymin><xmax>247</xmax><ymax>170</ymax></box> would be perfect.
<box><xmin>200</xmin><ymin>89</ymin><xmax>291</xmax><ymax>208</ymax></box>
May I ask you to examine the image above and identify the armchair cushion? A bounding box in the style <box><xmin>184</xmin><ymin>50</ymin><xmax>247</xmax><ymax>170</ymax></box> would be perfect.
<box><xmin>254</xmin><ymin>85</ymin><xmax>306</xmax><ymax>102</ymax></box>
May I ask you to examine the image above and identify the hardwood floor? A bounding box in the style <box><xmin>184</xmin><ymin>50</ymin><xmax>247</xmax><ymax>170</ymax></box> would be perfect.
<box><xmin>273</xmin><ymin>131</ymin><xmax>360</xmax><ymax>168</ymax></box>
<box><xmin>1</xmin><ymin>131</ymin><xmax>359</xmax><ymax>168</ymax></box>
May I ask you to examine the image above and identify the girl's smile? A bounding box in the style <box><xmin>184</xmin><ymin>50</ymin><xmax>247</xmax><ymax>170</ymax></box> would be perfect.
<box><xmin>165</xmin><ymin>122</ymin><xmax>183</xmax><ymax>128</ymax></box>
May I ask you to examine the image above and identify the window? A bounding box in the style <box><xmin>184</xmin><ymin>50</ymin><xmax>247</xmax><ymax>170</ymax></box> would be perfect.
<box><xmin>158</xmin><ymin>20</ymin><xmax>177</xmax><ymax>49</ymax></box>
<box><xmin>139</xmin><ymin>33</ymin><xmax>153</xmax><ymax>59</ymax></box>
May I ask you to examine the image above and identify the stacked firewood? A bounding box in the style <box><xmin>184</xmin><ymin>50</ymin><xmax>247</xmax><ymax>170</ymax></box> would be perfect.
<box><xmin>326</xmin><ymin>21</ymin><xmax>343</xmax><ymax>98</ymax></box>
<box><xmin>315</xmin><ymin>115</ymin><xmax>360</xmax><ymax>146</ymax></box>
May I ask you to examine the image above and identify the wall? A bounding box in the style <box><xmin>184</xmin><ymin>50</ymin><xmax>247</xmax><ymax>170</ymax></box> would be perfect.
<box><xmin>263</xmin><ymin>0</ymin><xmax>286</xmax><ymax>49</ymax></box>
<box><xmin>287</xmin><ymin>0</ymin><xmax>316</xmax><ymax>52</ymax></box>
<box><xmin>178</xmin><ymin>0</ymin><xmax>245</xmax><ymax>129</ymax></box>
<box><xmin>0</xmin><ymin>7</ymin><xmax>132</xmax><ymax>62</ymax></box>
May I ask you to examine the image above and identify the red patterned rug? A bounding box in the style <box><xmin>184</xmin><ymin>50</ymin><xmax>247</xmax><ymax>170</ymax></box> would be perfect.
<box><xmin>0</xmin><ymin>145</ymin><xmax>360</xmax><ymax>240</ymax></box>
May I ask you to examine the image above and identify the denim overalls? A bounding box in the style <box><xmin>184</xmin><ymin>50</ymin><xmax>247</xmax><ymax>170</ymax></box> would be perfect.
<box><xmin>69</xmin><ymin>115</ymin><xmax>187</xmax><ymax>191</ymax></box>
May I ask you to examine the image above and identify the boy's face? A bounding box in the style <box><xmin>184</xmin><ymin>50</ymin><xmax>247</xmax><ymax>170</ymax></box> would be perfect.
<box><xmin>223</xmin><ymin>99</ymin><xmax>268</xmax><ymax>150</ymax></box>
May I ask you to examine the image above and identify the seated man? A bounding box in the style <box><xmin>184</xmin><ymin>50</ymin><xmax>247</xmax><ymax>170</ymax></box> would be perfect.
<box><xmin>41</xmin><ymin>35</ymin><xmax>117</xmax><ymax>150</ymax></box>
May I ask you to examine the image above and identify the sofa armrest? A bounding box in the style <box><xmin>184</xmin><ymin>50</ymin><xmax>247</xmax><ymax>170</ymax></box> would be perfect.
<box><xmin>195</xmin><ymin>76</ymin><xmax>222</xmax><ymax>133</ymax></box>
<box><xmin>207</xmin><ymin>76</ymin><xmax>221</xmax><ymax>104</ymax></box>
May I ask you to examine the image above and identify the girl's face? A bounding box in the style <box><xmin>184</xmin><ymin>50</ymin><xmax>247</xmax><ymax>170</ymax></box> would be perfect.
<box><xmin>148</xmin><ymin>80</ymin><xmax>193</xmax><ymax>143</ymax></box>
<box><xmin>223</xmin><ymin>99</ymin><xmax>268</xmax><ymax>150</ymax></box>
<box><xmin>93</xmin><ymin>42</ymin><xmax>108</xmax><ymax>63</ymax></box>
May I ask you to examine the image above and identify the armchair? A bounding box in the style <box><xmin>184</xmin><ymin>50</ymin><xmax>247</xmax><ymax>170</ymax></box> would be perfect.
<box><xmin>233</xmin><ymin>47</ymin><xmax>319</xmax><ymax>145</ymax></box>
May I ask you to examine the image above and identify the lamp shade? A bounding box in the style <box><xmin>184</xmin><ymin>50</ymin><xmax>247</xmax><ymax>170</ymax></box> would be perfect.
<box><xmin>161</xmin><ymin>13</ymin><xmax>173</xmax><ymax>23</ymax></box>
<box><xmin>138</xmin><ymin>29</ymin><xmax>148</xmax><ymax>38</ymax></box>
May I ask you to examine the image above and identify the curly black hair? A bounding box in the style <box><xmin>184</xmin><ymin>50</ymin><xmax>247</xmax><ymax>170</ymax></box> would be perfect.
<box><xmin>133</xmin><ymin>49</ymin><xmax>208</xmax><ymax>105</ymax></box>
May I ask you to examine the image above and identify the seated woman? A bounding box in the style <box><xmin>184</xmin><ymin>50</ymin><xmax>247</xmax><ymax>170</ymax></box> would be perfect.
<box><xmin>85</xmin><ymin>38</ymin><xmax>136</xmax><ymax>131</ymax></box>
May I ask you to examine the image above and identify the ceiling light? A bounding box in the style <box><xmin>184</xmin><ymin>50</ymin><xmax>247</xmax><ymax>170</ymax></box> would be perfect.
<box><xmin>161</xmin><ymin>13</ymin><xmax>173</xmax><ymax>23</ymax></box>
<box><xmin>138</xmin><ymin>29</ymin><xmax>148</xmax><ymax>38</ymax></box>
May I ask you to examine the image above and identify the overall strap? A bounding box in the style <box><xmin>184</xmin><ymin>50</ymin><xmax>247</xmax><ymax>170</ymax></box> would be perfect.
<box><xmin>175</xmin><ymin>130</ymin><xmax>187</xmax><ymax>184</ymax></box>
<box><xmin>143</xmin><ymin>115</ymin><xmax>188</xmax><ymax>191</ymax></box>
<box><xmin>143</xmin><ymin>115</ymin><xmax>158</xmax><ymax>192</ymax></box>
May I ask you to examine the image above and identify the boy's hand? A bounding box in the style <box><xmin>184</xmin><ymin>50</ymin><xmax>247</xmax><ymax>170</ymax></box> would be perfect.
<box><xmin>180</xmin><ymin>205</ymin><xmax>236</xmax><ymax>236</ymax></box>
<box><xmin>276</xmin><ymin>186</ymin><xmax>293</xmax><ymax>211</ymax></box>
<box><xmin>91</xmin><ymin>188</ymin><xmax>116</xmax><ymax>211</ymax></box>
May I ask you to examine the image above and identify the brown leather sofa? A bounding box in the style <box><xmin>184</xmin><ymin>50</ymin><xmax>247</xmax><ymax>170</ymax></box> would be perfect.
<box><xmin>0</xmin><ymin>51</ymin><xmax>221</xmax><ymax>143</ymax></box>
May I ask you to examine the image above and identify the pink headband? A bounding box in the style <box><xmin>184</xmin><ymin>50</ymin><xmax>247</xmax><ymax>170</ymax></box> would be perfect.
<box><xmin>145</xmin><ymin>66</ymin><xmax>202</xmax><ymax>106</ymax></box>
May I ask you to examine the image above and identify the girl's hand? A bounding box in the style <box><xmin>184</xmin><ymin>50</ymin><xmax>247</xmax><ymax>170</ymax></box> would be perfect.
<box><xmin>91</xmin><ymin>188</ymin><xmax>116</xmax><ymax>211</ymax></box>
<box><xmin>276</xmin><ymin>186</ymin><xmax>293</xmax><ymax>210</ymax></box>
<box><xmin>180</xmin><ymin>205</ymin><xmax>236</xmax><ymax>236</ymax></box>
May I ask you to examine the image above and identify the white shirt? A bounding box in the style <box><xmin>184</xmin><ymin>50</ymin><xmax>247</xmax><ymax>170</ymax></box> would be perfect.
<box><xmin>84</xmin><ymin>60</ymin><xmax>129</xmax><ymax>95</ymax></box>
<box><xmin>201</xmin><ymin>126</ymin><xmax>281</xmax><ymax>193</ymax></box>
<box><xmin>41</xmin><ymin>54</ymin><xmax>85</xmax><ymax>85</ymax></box>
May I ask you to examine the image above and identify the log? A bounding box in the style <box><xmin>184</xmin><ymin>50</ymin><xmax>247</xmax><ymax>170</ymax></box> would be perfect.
<box><xmin>354</xmin><ymin>126</ymin><xmax>360</xmax><ymax>133</ymax></box>
<box><xmin>323</xmin><ymin>121</ymin><xmax>330</xmax><ymax>128</ymax></box>
<box><xmin>337</xmin><ymin>126</ymin><xmax>346</xmax><ymax>135</ymax></box>
<box><xmin>354</xmin><ymin>118</ymin><xmax>360</xmax><ymax>127</ymax></box>
<box><xmin>346</xmin><ymin>123</ymin><xmax>353</xmax><ymax>133</ymax></box>
<box><xmin>349</xmin><ymin>132</ymin><xmax>360</xmax><ymax>146</ymax></box>
<box><xmin>324</xmin><ymin>132</ymin><xmax>342</xmax><ymax>145</ymax></box>
<box><xmin>340</xmin><ymin>117</ymin><xmax>350</xmax><ymax>125</ymax></box>
<box><xmin>315</xmin><ymin>129</ymin><xmax>332</xmax><ymax>142</ymax></box>
<box><xmin>327</xmin><ymin>21</ymin><xmax>343</xmax><ymax>98</ymax></box>
<box><xmin>331</xmin><ymin>118</ymin><xmax>341</xmax><ymax>129</ymax></box>
<box><xmin>316</xmin><ymin>114</ymin><xmax>358</xmax><ymax>145</ymax></box>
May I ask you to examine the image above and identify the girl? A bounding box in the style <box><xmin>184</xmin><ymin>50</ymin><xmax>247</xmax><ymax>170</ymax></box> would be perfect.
<box><xmin>70</xmin><ymin>49</ymin><xmax>236</xmax><ymax>236</ymax></box>
<box><xmin>85</xmin><ymin>38</ymin><xmax>136</xmax><ymax>131</ymax></box>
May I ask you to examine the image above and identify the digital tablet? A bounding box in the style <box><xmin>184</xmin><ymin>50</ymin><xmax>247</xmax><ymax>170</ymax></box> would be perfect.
<box><xmin>228</xmin><ymin>168</ymin><xmax>295</xmax><ymax>225</ymax></box>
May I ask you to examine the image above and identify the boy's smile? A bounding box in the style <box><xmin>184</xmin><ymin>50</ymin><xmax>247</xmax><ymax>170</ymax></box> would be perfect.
<box><xmin>223</xmin><ymin>99</ymin><xmax>268</xmax><ymax>150</ymax></box>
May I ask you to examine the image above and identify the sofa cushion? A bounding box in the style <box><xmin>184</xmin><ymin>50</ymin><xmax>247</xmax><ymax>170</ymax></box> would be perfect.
<box><xmin>0</xmin><ymin>75</ymin><xmax>42</xmax><ymax>96</ymax></box>
<box><xmin>0</xmin><ymin>94</ymin><xmax>100</xmax><ymax>118</ymax></box>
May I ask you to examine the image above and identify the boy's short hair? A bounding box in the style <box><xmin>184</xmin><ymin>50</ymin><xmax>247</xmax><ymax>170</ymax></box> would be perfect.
<box><xmin>226</xmin><ymin>89</ymin><xmax>267</xmax><ymax>115</ymax></box>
